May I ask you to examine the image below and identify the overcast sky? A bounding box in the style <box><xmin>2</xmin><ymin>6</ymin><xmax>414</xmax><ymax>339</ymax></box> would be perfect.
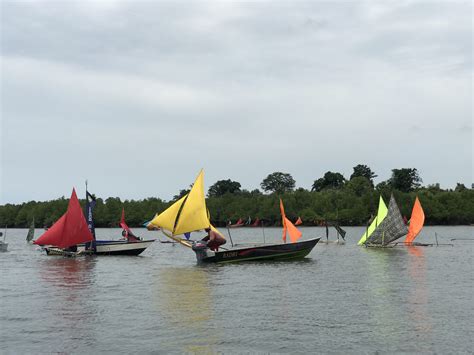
<box><xmin>1</xmin><ymin>0</ymin><xmax>472</xmax><ymax>204</ymax></box>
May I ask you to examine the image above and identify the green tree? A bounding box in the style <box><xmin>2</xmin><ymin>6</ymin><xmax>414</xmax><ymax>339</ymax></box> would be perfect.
<box><xmin>345</xmin><ymin>176</ymin><xmax>373</xmax><ymax>197</ymax></box>
<box><xmin>389</xmin><ymin>168</ymin><xmax>422</xmax><ymax>192</ymax></box>
<box><xmin>173</xmin><ymin>188</ymin><xmax>190</xmax><ymax>201</ymax></box>
<box><xmin>350</xmin><ymin>164</ymin><xmax>377</xmax><ymax>186</ymax></box>
<box><xmin>260</xmin><ymin>172</ymin><xmax>295</xmax><ymax>194</ymax></box>
<box><xmin>311</xmin><ymin>171</ymin><xmax>346</xmax><ymax>192</ymax></box>
<box><xmin>455</xmin><ymin>183</ymin><xmax>467</xmax><ymax>192</ymax></box>
<box><xmin>208</xmin><ymin>179</ymin><xmax>242</xmax><ymax>197</ymax></box>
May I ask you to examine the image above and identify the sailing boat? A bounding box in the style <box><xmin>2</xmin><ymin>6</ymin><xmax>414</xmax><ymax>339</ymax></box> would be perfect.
<box><xmin>228</xmin><ymin>218</ymin><xmax>245</xmax><ymax>228</ymax></box>
<box><xmin>149</xmin><ymin>170</ymin><xmax>320</xmax><ymax>263</ymax></box>
<box><xmin>26</xmin><ymin>218</ymin><xmax>35</xmax><ymax>243</ymax></box>
<box><xmin>320</xmin><ymin>220</ymin><xmax>347</xmax><ymax>244</ymax></box>
<box><xmin>295</xmin><ymin>217</ymin><xmax>303</xmax><ymax>226</ymax></box>
<box><xmin>357</xmin><ymin>196</ymin><xmax>388</xmax><ymax>245</ymax></box>
<box><xmin>34</xmin><ymin>188</ymin><xmax>94</xmax><ymax>256</ymax></box>
<box><xmin>77</xmin><ymin>189</ymin><xmax>155</xmax><ymax>256</ymax></box>
<box><xmin>404</xmin><ymin>197</ymin><xmax>426</xmax><ymax>246</ymax></box>
<box><xmin>362</xmin><ymin>194</ymin><xmax>408</xmax><ymax>247</ymax></box>
<box><xmin>250</xmin><ymin>217</ymin><xmax>261</xmax><ymax>227</ymax></box>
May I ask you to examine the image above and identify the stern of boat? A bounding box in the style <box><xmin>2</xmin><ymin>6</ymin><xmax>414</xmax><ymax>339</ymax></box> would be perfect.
<box><xmin>191</xmin><ymin>241</ymin><xmax>215</xmax><ymax>262</ymax></box>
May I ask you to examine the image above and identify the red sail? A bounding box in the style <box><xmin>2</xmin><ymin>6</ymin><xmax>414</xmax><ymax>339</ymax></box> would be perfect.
<box><xmin>119</xmin><ymin>207</ymin><xmax>130</xmax><ymax>232</ymax></box>
<box><xmin>34</xmin><ymin>188</ymin><xmax>93</xmax><ymax>249</ymax></box>
<box><xmin>295</xmin><ymin>217</ymin><xmax>303</xmax><ymax>226</ymax></box>
<box><xmin>120</xmin><ymin>207</ymin><xmax>139</xmax><ymax>241</ymax></box>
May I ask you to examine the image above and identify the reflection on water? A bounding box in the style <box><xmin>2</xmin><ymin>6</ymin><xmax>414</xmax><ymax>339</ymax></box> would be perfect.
<box><xmin>38</xmin><ymin>256</ymin><xmax>97</xmax><ymax>290</ymax></box>
<box><xmin>154</xmin><ymin>266</ymin><xmax>217</xmax><ymax>353</ymax></box>
<box><xmin>362</xmin><ymin>248</ymin><xmax>407</xmax><ymax>342</ymax></box>
<box><xmin>36</xmin><ymin>257</ymin><xmax>98</xmax><ymax>352</ymax></box>
<box><xmin>406</xmin><ymin>246</ymin><xmax>433</xmax><ymax>341</ymax></box>
<box><xmin>360</xmin><ymin>246</ymin><xmax>434</xmax><ymax>352</ymax></box>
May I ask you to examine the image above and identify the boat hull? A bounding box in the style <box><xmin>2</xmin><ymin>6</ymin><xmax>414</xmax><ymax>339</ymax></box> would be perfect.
<box><xmin>44</xmin><ymin>240</ymin><xmax>155</xmax><ymax>256</ymax></box>
<box><xmin>193</xmin><ymin>238</ymin><xmax>320</xmax><ymax>263</ymax></box>
<box><xmin>80</xmin><ymin>240</ymin><xmax>155</xmax><ymax>255</ymax></box>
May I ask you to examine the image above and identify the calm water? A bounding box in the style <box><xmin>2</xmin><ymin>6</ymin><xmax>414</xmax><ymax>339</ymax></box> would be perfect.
<box><xmin>1</xmin><ymin>226</ymin><xmax>473</xmax><ymax>354</ymax></box>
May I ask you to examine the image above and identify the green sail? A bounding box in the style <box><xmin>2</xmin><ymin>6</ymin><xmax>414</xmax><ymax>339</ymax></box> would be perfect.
<box><xmin>365</xmin><ymin>194</ymin><xmax>408</xmax><ymax>245</ymax></box>
<box><xmin>357</xmin><ymin>196</ymin><xmax>388</xmax><ymax>245</ymax></box>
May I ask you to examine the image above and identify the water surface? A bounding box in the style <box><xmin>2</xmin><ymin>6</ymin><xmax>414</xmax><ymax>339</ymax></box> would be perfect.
<box><xmin>1</xmin><ymin>226</ymin><xmax>472</xmax><ymax>353</ymax></box>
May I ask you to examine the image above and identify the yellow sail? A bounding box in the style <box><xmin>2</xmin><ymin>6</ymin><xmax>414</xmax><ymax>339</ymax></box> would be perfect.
<box><xmin>358</xmin><ymin>196</ymin><xmax>388</xmax><ymax>245</ymax></box>
<box><xmin>174</xmin><ymin>170</ymin><xmax>210</xmax><ymax>235</ymax></box>
<box><xmin>150</xmin><ymin>170</ymin><xmax>210</xmax><ymax>236</ymax></box>
<box><xmin>150</xmin><ymin>195</ymin><xmax>187</xmax><ymax>232</ymax></box>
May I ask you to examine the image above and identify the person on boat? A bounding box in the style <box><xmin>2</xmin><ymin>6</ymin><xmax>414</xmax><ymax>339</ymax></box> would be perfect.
<box><xmin>64</xmin><ymin>244</ymin><xmax>77</xmax><ymax>252</ymax></box>
<box><xmin>121</xmin><ymin>229</ymin><xmax>141</xmax><ymax>242</ymax></box>
<box><xmin>201</xmin><ymin>227</ymin><xmax>226</xmax><ymax>251</ymax></box>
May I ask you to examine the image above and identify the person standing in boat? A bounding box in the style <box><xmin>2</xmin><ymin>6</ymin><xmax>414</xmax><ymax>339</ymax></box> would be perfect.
<box><xmin>201</xmin><ymin>227</ymin><xmax>226</xmax><ymax>251</ymax></box>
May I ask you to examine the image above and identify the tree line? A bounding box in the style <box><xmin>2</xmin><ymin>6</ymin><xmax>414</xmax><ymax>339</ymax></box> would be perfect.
<box><xmin>1</xmin><ymin>165</ymin><xmax>473</xmax><ymax>228</ymax></box>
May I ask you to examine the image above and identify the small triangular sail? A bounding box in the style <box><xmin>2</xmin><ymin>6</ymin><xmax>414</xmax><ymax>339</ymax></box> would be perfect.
<box><xmin>333</xmin><ymin>223</ymin><xmax>346</xmax><ymax>240</ymax></box>
<box><xmin>120</xmin><ymin>208</ymin><xmax>140</xmax><ymax>241</ymax></box>
<box><xmin>295</xmin><ymin>217</ymin><xmax>303</xmax><ymax>226</ymax></box>
<box><xmin>280</xmin><ymin>199</ymin><xmax>302</xmax><ymax>243</ymax></box>
<box><xmin>358</xmin><ymin>196</ymin><xmax>388</xmax><ymax>245</ymax></box>
<box><xmin>405</xmin><ymin>197</ymin><xmax>425</xmax><ymax>244</ymax></box>
<box><xmin>366</xmin><ymin>194</ymin><xmax>408</xmax><ymax>245</ymax></box>
<box><xmin>26</xmin><ymin>218</ymin><xmax>35</xmax><ymax>242</ymax></box>
<box><xmin>34</xmin><ymin>188</ymin><xmax>93</xmax><ymax>249</ymax></box>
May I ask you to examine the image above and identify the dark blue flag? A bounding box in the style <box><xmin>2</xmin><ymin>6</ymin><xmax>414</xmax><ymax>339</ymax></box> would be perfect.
<box><xmin>85</xmin><ymin>190</ymin><xmax>97</xmax><ymax>251</ymax></box>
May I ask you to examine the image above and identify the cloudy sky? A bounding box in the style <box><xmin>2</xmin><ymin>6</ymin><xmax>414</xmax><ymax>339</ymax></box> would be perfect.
<box><xmin>1</xmin><ymin>0</ymin><xmax>472</xmax><ymax>204</ymax></box>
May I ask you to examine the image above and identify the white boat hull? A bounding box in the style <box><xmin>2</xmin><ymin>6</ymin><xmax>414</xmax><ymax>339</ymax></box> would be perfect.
<box><xmin>79</xmin><ymin>240</ymin><xmax>155</xmax><ymax>255</ymax></box>
<box><xmin>44</xmin><ymin>240</ymin><xmax>155</xmax><ymax>256</ymax></box>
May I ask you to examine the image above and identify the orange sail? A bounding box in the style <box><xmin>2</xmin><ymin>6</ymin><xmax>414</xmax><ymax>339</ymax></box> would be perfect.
<box><xmin>34</xmin><ymin>188</ymin><xmax>93</xmax><ymax>249</ymax></box>
<box><xmin>295</xmin><ymin>217</ymin><xmax>303</xmax><ymax>226</ymax></box>
<box><xmin>280</xmin><ymin>199</ymin><xmax>302</xmax><ymax>243</ymax></box>
<box><xmin>405</xmin><ymin>197</ymin><xmax>425</xmax><ymax>244</ymax></box>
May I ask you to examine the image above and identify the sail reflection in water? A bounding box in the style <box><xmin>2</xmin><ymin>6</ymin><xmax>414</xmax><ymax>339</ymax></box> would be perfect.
<box><xmin>361</xmin><ymin>248</ymin><xmax>409</xmax><ymax>349</ymax></box>
<box><xmin>406</xmin><ymin>246</ymin><xmax>433</xmax><ymax>346</ymax></box>
<box><xmin>153</xmin><ymin>267</ymin><xmax>218</xmax><ymax>353</ymax></box>
<box><xmin>37</xmin><ymin>258</ymin><xmax>98</xmax><ymax>352</ymax></box>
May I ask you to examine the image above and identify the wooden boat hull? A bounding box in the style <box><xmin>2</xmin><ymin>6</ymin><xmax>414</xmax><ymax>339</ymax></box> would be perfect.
<box><xmin>44</xmin><ymin>247</ymin><xmax>94</xmax><ymax>257</ymax></box>
<box><xmin>45</xmin><ymin>240</ymin><xmax>155</xmax><ymax>256</ymax></box>
<box><xmin>193</xmin><ymin>238</ymin><xmax>320</xmax><ymax>263</ymax></box>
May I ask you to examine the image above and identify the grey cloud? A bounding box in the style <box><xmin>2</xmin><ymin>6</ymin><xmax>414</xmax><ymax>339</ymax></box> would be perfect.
<box><xmin>1</xmin><ymin>1</ymin><xmax>472</xmax><ymax>203</ymax></box>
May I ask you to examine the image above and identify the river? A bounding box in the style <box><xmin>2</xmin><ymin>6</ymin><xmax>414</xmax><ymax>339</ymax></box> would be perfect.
<box><xmin>1</xmin><ymin>226</ymin><xmax>472</xmax><ymax>354</ymax></box>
